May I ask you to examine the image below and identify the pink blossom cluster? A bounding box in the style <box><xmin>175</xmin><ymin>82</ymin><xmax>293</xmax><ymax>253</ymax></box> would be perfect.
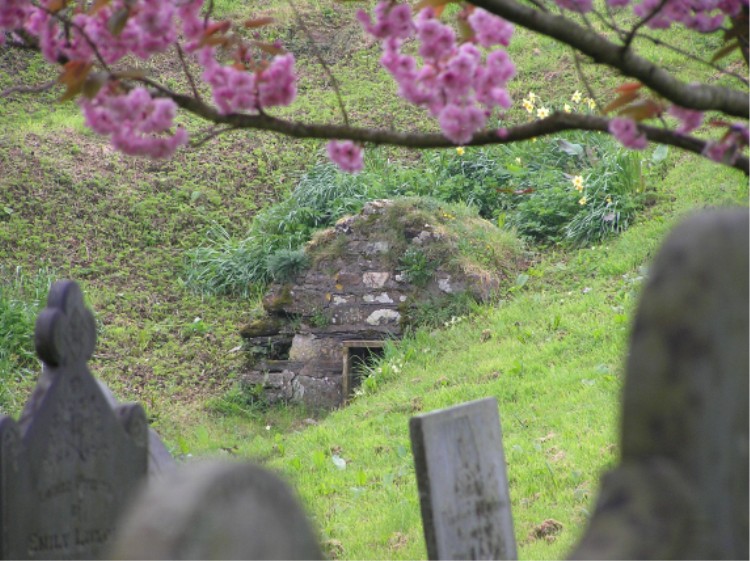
<box><xmin>703</xmin><ymin>123</ymin><xmax>749</xmax><ymax>164</ymax></box>
<box><xmin>0</xmin><ymin>0</ymin><xmax>300</xmax><ymax>157</ymax></box>
<box><xmin>80</xmin><ymin>84</ymin><xmax>187</xmax><ymax>158</ymax></box>
<box><xmin>21</xmin><ymin>0</ymin><xmax>179</xmax><ymax>64</ymax></box>
<box><xmin>0</xmin><ymin>0</ymin><xmax>29</xmax><ymax>38</ymax></box>
<box><xmin>359</xmin><ymin>2</ymin><xmax>516</xmax><ymax>145</ymax></box>
<box><xmin>668</xmin><ymin>104</ymin><xmax>704</xmax><ymax>133</ymax></box>
<box><xmin>557</xmin><ymin>0</ymin><xmax>748</xmax><ymax>33</ymax></box>
<box><xmin>608</xmin><ymin>117</ymin><xmax>649</xmax><ymax>149</ymax></box>
<box><xmin>326</xmin><ymin>140</ymin><xmax>364</xmax><ymax>173</ymax></box>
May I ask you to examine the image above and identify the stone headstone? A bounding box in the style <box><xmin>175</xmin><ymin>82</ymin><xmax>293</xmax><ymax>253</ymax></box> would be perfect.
<box><xmin>108</xmin><ymin>460</ymin><xmax>324</xmax><ymax>560</ymax></box>
<box><xmin>0</xmin><ymin>281</ymin><xmax>148</xmax><ymax>560</ymax></box>
<box><xmin>410</xmin><ymin>397</ymin><xmax>517</xmax><ymax>560</ymax></box>
<box><xmin>570</xmin><ymin>208</ymin><xmax>749</xmax><ymax>559</ymax></box>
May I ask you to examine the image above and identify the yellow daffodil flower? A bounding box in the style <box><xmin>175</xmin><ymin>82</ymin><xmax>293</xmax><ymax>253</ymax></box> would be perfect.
<box><xmin>456</xmin><ymin>147</ymin><xmax>465</xmax><ymax>156</ymax></box>
<box><xmin>606</xmin><ymin>196</ymin><xmax>613</xmax><ymax>204</ymax></box>
<box><xmin>522</xmin><ymin>98</ymin><xmax>534</xmax><ymax>113</ymax></box>
<box><xmin>585</xmin><ymin>97</ymin><xmax>596</xmax><ymax>110</ymax></box>
<box><xmin>572</xmin><ymin>90</ymin><xmax>582</xmax><ymax>103</ymax></box>
<box><xmin>563</xmin><ymin>103</ymin><xmax>572</xmax><ymax>113</ymax></box>
<box><xmin>527</xmin><ymin>91</ymin><xmax>538</xmax><ymax>101</ymax></box>
<box><xmin>537</xmin><ymin>106</ymin><xmax>550</xmax><ymax>119</ymax></box>
<box><xmin>579</xmin><ymin>196</ymin><xmax>587</xmax><ymax>205</ymax></box>
<box><xmin>515</xmin><ymin>157</ymin><xmax>522</xmax><ymax>165</ymax></box>
<box><xmin>572</xmin><ymin>175</ymin><xmax>584</xmax><ymax>192</ymax></box>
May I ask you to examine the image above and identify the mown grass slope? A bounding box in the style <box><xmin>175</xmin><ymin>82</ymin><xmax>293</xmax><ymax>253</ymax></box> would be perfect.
<box><xmin>0</xmin><ymin>1</ymin><xmax>747</xmax><ymax>559</ymax></box>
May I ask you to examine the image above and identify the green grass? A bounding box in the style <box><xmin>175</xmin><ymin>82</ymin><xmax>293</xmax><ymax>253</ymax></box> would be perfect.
<box><xmin>172</xmin><ymin>150</ymin><xmax>747</xmax><ymax>560</ymax></box>
<box><xmin>0</xmin><ymin>1</ymin><xmax>747</xmax><ymax>559</ymax></box>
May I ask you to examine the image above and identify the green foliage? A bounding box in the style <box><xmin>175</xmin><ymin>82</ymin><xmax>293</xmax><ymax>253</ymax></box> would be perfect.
<box><xmin>206</xmin><ymin>382</ymin><xmax>266</xmax><ymax>419</ymax></box>
<box><xmin>502</xmin><ymin>132</ymin><xmax>647</xmax><ymax>246</ymax></box>
<box><xmin>186</xmin><ymin>128</ymin><xmax>649</xmax><ymax>296</ymax></box>
<box><xmin>0</xmin><ymin>267</ymin><xmax>55</xmax><ymax>414</ymax></box>
<box><xmin>185</xmin><ymin>163</ymin><xmax>383</xmax><ymax>295</ymax></box>
<box><xmin>397</xmin><ymin>247</ymin><xmax>435</xmax><ymax>287</ymax></box>
<box><xmin>266</xmin><ymin>248</ymin><xmax>310</xmax><ymax>283</ymax></box>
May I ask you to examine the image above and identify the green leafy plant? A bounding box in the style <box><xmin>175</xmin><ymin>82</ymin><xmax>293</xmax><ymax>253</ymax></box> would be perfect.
<box><xmin>266</xmin><ymin>248</ymin><xmax>310</xmax><ymax>283</ymax></box>
<box><xmin>398</xmin><ymin>247</ymin><xmax>435</xmax><ymax>287</ymax></box>
<box><xmin>0</xmin><ymin>266</ymin><xmax>55</xmax><ymax>413</ymax></box>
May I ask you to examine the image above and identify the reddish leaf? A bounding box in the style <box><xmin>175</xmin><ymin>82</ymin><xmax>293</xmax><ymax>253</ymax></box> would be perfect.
<box><xmin>108</xmin><ymin>7</ymin><xmax>130</xmax><ymax>36</ymax></box>
<box><xmin>87</xmin><ymin>0</ymin><xmax>111</xmax><ymax>15</ymax></box>
<box><xmin>199</xmin><ymin>20</ymin><xmax>232</xmax><ymax>47</ymax></box>
<box><xmin>415</xmin><ymin>0</ymin><xmax>458</xmax><ymax>17</ymax></box>
<box><xmin>81</xmin><ymin>72</ymin><xmax>107</xmax><ymax>98</ymax></box>
<box><xmin>250</xmin><ymin>40</ymin><xmax>285</xmax><ymax>56</ymax></box>
<box><xmin>617</xmin><ymin>99</ymin><xmax>663</xmax><ymax>121</ymax></box>
<box><xmin>47</xmin><ymin>0</ymin><xmax>68</xmax><ymax>14</ymax></box>
<box><xmin>457</xmin><ymin>17</ymin><xmax>474</xmax><ymax>42</ymax></box>
<box><xmin>244</xmin><ymin>17</ymin><xmax>275</xmax><ymax>29</ymax></box>
<box><xmin>614</xmin><ymin>82</ymin><xmax>643</xmax><ymax>93</ymax></box>
<box><xmin>58</xmin><ymin>61</ymin><xmax>93</xmax><ymax>101</ymax></box>
<box><xmin>603</xmin><ymin>90</ymin><xmax>640</xmax><ymax>114</ymax></box>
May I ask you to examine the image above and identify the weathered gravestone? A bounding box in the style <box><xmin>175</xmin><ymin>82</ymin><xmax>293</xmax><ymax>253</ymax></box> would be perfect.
<box><xmin>569</xmin><ymin>208</ymin><xmax>749</xmax><ymax>559</ymax></box>
<box><xmin>409</xmin><ymin>208</ymin><xmax>748</xmax><ymax>560</ymax></box>
<box><xmin>410</xmin><ymin>397</ymin><xmax>516</xmax><ymax>560</ymax></box>
<box><xmin>0</xmin><ymin>281</ymin><xmax>149</xmax><ymax>559</ymax></box>
<box><xmin>108</xmin><ymin>460</ymin><xmax>324</xmax><ymax>560</ymax></box>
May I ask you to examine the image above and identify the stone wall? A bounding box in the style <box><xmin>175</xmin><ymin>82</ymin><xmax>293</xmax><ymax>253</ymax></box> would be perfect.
<box><xmin>241</xmin><ymin>199</ymin><xmax>520</xmax><ymax>408</ymax></box>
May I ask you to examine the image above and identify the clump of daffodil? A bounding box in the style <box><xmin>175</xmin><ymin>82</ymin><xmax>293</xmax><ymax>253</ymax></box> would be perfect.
<box><xmin>584</xmin><ymin>97</ymin><xmax>597</xmax><ymax>110</ymax></box>
<box><xmin>522</xmin><ymin>97</ymin><xmax>535</xmax><ymax>114</ymax></box>
<box><xmin>456</xmin><ymin>146</ymin><xmax>465</xmax><ymax>156</ymax></box>
<box><xmin>572</xmin><ymin>175</ymin><xmax>584</xmax><ymax>192</ymax></box>
<box><xmin>572</xmin><ymin>90</ymin><xmax>582</xmax><ymax>103</ymax></box>
<box><xmin>537</xmin><ymin>106</ymin><xmax>550</xmax><ymax>119</ymax></box>
<box><xmin>579</xmin><ymin>196</ymin><xmax>588</xmax><ymax>205</ymax></box>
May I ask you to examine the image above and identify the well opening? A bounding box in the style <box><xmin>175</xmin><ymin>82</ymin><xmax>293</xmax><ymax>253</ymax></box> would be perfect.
<box><xmin>341</xmin><ymin>341</ymin><xmax>387</xmax><ymax>404</ymax></box>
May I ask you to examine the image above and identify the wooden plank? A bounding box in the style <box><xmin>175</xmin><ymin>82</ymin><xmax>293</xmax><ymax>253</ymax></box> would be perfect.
<box><xmin>410</xmin><ymin>397</ymin><xmax>517</xmax><ymax>560</ymax></box>
<box><xmin>341</xmin><ymin>340</ymin><xmax>388</xmax><ymax>348</ymax></box>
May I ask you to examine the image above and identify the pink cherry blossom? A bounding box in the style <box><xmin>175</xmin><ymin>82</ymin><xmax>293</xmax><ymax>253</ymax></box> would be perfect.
<box><xmin>80</xmin><ymin>84</ymin><xmax>187</xmax><ymax>158</ymax></box>
<box><xmin>327</xmin><ymin>140</ymin><xmax>364</xmax><ymax>172</ymax></box>
<box><xmin>609</xmin><ymin>117</ymin><xmax>648</xmax><ymax>150</ymax></box>
<box><xmin>668</xmin><ymin>105</ymin><xmax>704</xmax><ymax>134</ymax></box>
<box><xmin>258</xmin><ymin>54</ymin><xmax>297</xmax><ymax>108</ymax></box>
<box><xmin>438</xmin><ymin>103</ymin><xmax>487</xmax><ymax>145</ymax></box>
<box><xmin>467</xmin><ymin>8</ymin><xmax>514</xmax><ymax>47</ymax></box>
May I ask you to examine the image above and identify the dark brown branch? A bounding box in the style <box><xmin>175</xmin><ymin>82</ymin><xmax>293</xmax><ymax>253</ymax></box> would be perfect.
<box><xmin>1</xmin><ymin>79</ymin><xmax>57</xmax><ymax>98</ymax></box>
<box><xmin>471</xmin><ymin>0</ymin><xmax>748</xmax><ymax>118</ymax></box>
<box><xmin>143</xmin><ymin>82</ymin><xmax>747</xmax><ymax>174</ymax></box>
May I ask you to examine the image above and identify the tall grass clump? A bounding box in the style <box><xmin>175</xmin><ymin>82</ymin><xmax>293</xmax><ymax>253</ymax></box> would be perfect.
<box><xmin>499</xmin><ymin>132</ymin><xmax>651</xmax><ymax>246</ymax></box>
<box><xmin>186</xmin><ymin>130</ymin><xmax>652</xmax><ymax>295</ymax></box>
<box><xmin>185</xmin><ymin>163</ymin><xmax>386</xmax><ymax>295</ymax></box>
<box><xmin>0</xmin><ymin>266</ymin><xmax>55</xmax><ymax>414</ymax></box>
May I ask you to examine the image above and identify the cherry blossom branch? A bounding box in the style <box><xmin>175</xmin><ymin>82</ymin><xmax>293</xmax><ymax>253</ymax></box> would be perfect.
<box><xmin>137</xmin><ymin>79</ymin><xmax>748</xmax><ymax>174</ymax></box>
<box><xmin>1</xmin><ymin>79</ymin><xmax>56</xmax><ymax>98</ymax></box>
<box><xmin>471</xmin><ymin>0</ymin><xmax>748</xmax><ymax>118</ymax></box>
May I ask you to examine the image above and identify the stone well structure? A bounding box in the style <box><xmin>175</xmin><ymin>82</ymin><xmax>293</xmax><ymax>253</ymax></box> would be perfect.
<box><xmin>240</xmin><ymin>199</ymin><xmax>521</xmax><ymax>408</ymax></box>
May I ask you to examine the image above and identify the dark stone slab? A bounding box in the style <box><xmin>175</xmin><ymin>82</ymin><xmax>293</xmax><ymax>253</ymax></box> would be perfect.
<box><xmin>410</xmin><ymin>397</ymin><xmax>516</xmax><ymax>560</ymax></box>
<box><xmin>109</xmin><ymin>460</ymin><xmax>324</xmax><ymax>560</ymax></box>
<box><xmin>0</xmin><ymin>281</ymin><xmax>148</xmax><ymax>560</ymax></box>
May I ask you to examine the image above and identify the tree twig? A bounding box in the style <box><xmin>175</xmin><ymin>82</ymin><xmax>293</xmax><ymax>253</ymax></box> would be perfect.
<box><xmin>470</xmin><ymin>0</ymin><xmax>748</xmax><ymax>117</ymax></box>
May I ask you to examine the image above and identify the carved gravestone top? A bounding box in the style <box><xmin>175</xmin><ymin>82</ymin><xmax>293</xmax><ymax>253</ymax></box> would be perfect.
<box><xmin>109</xmin><ymin>460</ymin><xmax>324</xmax><ymax>560</ymax></box>
<box><xmin>410</xmin><ymin>397</ymin><xmax>517</xmax><ymax>560</ymax></box>
<box><xmin>0</xmin><ymin>280</ymin><xmax>148</xmax><ymax>560</ymax></box>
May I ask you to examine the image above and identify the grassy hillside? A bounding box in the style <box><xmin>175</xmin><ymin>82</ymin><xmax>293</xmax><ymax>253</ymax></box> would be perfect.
<box><xmin>0</xmin><ymin>1</ymin><xmax>747</xmax><ymax>559</ymax></box>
